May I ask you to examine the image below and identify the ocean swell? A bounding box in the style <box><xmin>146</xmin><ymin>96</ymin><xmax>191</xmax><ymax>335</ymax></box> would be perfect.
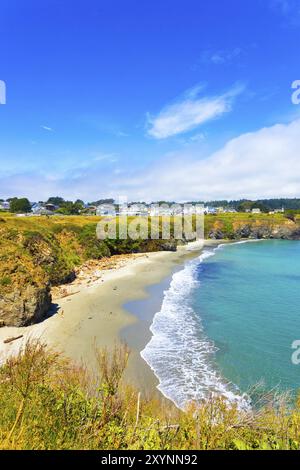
<box><xmin>141</xmin><ymin>246</ymin><xmax>250</xmax><ymax>410</ymax></box>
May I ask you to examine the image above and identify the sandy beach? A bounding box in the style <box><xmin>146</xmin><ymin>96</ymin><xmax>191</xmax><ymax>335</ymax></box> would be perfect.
<box><xmin>0</xmin><ymin>240</ymin><xmax>217</xmax><ymax>399</ymax></box>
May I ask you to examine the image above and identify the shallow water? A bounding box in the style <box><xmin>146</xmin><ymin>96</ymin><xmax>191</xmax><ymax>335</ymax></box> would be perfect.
<box><xmin>141</xmin><ymin>240</ymin><xmax>300</xmax><ymax>408</ymax></box>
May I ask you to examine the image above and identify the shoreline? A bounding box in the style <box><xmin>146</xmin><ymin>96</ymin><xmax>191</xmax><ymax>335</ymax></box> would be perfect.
<box><xmin>0</xmin><ymin>240</ymin><xmax>219</xmax><ymax>399</ymax></box>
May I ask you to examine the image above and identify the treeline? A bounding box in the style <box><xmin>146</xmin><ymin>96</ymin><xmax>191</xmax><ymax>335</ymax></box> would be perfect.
<box><xmin>197</xmin><ymin>199</ymin><xmax>300</xmax><ymax>212</ymax></box>
<box><xmin>2</xmin><ymin>196</ymin><xmax>300</xmax><ymax>215</ymax></box>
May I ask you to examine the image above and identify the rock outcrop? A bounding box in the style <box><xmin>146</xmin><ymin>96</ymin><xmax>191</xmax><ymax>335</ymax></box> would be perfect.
<box><xmin>208</xmin><ymin>219</ymin><xmax>300</xmax><ymax>241</ymax></box>
<box><xmin>0</xmin><ymin>284</ymin><xmax>52</xmax><ymax>327</ymax></box>
<box><xmin>1</xmin><ymin>215</ymin><xmax>300</xmax><ymax>328</ymax></box>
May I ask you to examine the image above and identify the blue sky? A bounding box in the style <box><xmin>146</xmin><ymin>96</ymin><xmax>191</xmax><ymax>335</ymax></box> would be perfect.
<box><xmin>0</xmin><ymin>0</ymin><xmax>300</xmax><ymax>201</ymax></box>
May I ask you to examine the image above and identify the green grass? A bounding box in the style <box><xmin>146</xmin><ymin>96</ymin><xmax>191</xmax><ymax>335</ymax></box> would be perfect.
<box><xmin>0</xmin><ymin>212</ymin><xmax>298</xmax><ymax>294</ymax></box>
<box><xmin>0</xmin><ymin>341</ymin><xmax>300</xmax><ymax>450</ymax></box>
<box><xmin>0</xmin><ymin>215</ymin><xmax>176</xmax><ymax>294</ymax></box>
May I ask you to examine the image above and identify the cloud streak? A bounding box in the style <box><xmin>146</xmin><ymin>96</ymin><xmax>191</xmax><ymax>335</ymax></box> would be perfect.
<box><xmin>140</xmin><ymin>118</ymin><xmax>300</xmax><ymax>201</ymax></box>
<box><xmin>201</xmin><ymin>48</ymin><xmax>242</xmax><ymax>65</ymax></box>
<box><xmin>147</xmin><ymin>84</ymin><xmax>244</xmax><ymax>139</ymax></box>
<box><xmin>2</xmin><ymin>118</ymin><xmax>300</xmax><ymax>203</ymax></box>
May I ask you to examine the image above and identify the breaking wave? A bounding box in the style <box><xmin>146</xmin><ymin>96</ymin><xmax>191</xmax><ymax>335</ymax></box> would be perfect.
<box><xmin>141</xmin><ymin>244</ymin><xmax>250</xmax><ymax>410</ymax></box>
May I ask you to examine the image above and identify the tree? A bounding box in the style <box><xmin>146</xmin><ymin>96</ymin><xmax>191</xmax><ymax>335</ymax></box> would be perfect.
<box><xmin>75</xmin><ymin>199</ymin><xmax>85</xmax><ymax>207</ymax></box>
<box><xmin>10</xmin><ymin>198</ymin><xmax>31</xmax><ymax>213</ymax></box>
<box><xmin>46</xmin><ymin>196</ymin><xmax>65</xmax><ymax>207</ymax></box>
<box><xmin>252</xmin><ymin>202</ymin><xmax>270</xmax><ymax>213</ymax></box>
<box><xmin>237</xmin><ymin>201</ymin><xmax>269</xmax><ymax>213</ymax></box>
<box><xmin>55</xmin><ymin>200</ymin><xmax>83</xmax><ymax>215</ymax></box>
<box><xmin>237</xmin><ymin>201</ymin><xmax>254</xmax><ymax>212</ymax></box>
<box><xmin>89</xmin><ymin>198</ymin><xmax>115</xmax><ymax>206</ymax></box>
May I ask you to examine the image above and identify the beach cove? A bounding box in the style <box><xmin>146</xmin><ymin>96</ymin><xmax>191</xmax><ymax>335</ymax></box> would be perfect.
<box><xmin>0</xmin><ymin>240</ymin><xmax>218</xmax><ymax>400</ymax></box>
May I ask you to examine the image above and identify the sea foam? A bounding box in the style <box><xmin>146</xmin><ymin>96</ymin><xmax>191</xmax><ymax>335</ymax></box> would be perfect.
<box><xmin>141</xmin><ymin>246</ymin><xmax>250</xmax><ymax>410</ymax></box>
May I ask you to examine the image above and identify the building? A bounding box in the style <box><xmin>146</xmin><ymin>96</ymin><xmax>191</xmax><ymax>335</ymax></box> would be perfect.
<box><xmin>31</xmin><ymin>203</ymin><xmax>53</xmax><ymax>215</ymax></box>
<box><xmin>226</xmin><ymin>208</ymin><xmax>237</xmax><ymax>213</ymax></box>
<box><xmin>183</xmin><ymin>205</ymin><xmax>205</xmax><ymax>215</ymax></box>
<box><xmin>147</xmin><ymin>205</ymin><xmax>175</xmax><ymax>216</ymax></box>
<box><xmin>204</xmin><ymin>206</ymin><xmax>217</xmax><ymax>215</ymax></box>
<box><xmin>117</xmin><ymin>204</ymin><xmax>148</xmax><ymax>217</ymax></box>
<box><xmin>0</xmin><ymin>201</ymin><xmax>10</xmax><ymax>210</ymax></box>
<box><xmin>45</xmin><ymin>203</ymin><xmax>57</xmax><ymax>212</ymax></box>
<box><xmin>96</xmin><ymin>204</ymin><xmax>116</xmax><ymax>216</ymax></box>
<box><xmin>252</xmin><ymin>208</ymin><xmax>261</xmax><ymax>214</ymax></box>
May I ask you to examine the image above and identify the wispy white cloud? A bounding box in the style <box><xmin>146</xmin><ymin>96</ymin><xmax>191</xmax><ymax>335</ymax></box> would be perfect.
<box><xmin>116</xmin><ymin>131</ymin><xmax>129</xmax><ymax>137</ymax></box>
<box><xmin>201</xmin><ymin>48</ymin><xmax>242</xmax><ymax>65</ymax></box>
<box><xmin>138</xmin><ymin>118</ymin><xmax>300</xmax><ymax>201</ymax></box>
<box><xmin>3</xmin><ymin>118</ymin><xmax>300</xmax><ymax>203</ymax></box>
<box><xmin>41</xmin><ymin>125</ymin><xmax>53</xmax><ymax>132</ymax></box>
<box><xmin>189</xmin><ymin>132</ymin><xmax>206</xmax><ymax>143</ymax></box>
<box><xmin>0</xmin><ymin>80</ymin><xmax>6</xmax><ymax>104</ymax></box>
<box><xmin>91</xmin><ymin>152</ymin><xmax>118</xmax><ymax>163</ymax></box>
<box><xmin>147</xmin><ymin>83</ymin><xmax>245</xmax><ymax>139</ymax></box>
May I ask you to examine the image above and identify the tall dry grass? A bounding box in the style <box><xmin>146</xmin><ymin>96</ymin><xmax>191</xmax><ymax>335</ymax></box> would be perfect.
<box><xmin>0</xmin><ymin>340</ymin><xmax>300</xmax><ymax>450</ymax></box>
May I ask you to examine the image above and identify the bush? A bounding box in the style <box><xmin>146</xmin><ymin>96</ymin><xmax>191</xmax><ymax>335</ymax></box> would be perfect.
<box><xmin>0</xmin><ymin>276</ymin><xmax>12</xmax><ymax>286</ymax></box>
<box><xmin>1</xmin><ymin>341</ymin><xmax>300</xmax><ymax>450</ymax></box>
<box><xmin>9</xmin><ymin>198</ymin><xmax>31</xmax><ymax>214</ymax></box>
<box><xmin>78</xmin><ymin>225</ymin><xmax>111</xmax><ymax>259</ymax></box>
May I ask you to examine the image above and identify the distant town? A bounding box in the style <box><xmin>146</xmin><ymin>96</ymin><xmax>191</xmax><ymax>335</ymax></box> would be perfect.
<box><xmin>1</xmin><ymin>196</ymin><xmax>300</xmax><ymax>217</ymax></box>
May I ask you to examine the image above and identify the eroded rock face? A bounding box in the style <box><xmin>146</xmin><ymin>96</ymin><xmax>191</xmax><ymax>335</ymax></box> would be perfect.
<box><xmin>0</xmin><ymin>284</ymin><xmax>52</xmax><ymax>327</ymax></box>
<box><xmin>160</xmin><ymin>240</ymin><xmax>178</xmax><ymax>251</ymax></box>
<box><xmin>209</xmin><ymin>229</ymin><xmax>225</xmax><ymax>240</ymax></box>
<box><xmin>271</xmin><ymin>225</ymin><xmax>300</xmax><ymax>240</ymax></box>
<box><xmin>209</xmin><ymin>221</ymin><xmax>300</xmax><ymax>241</ymax></box>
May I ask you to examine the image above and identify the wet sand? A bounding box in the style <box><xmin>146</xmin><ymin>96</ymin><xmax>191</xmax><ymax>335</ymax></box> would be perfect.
<box><xmin>0</xmin><ymin>240</ymin><xmax>219</xmax><ymax>399</ymax></box>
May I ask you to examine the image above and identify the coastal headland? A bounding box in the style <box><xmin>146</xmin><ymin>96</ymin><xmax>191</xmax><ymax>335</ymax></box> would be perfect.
<box><xmin>1</xmin><ymin>212</ymin><xmax>300</xmax><ymax>399</ymax></box>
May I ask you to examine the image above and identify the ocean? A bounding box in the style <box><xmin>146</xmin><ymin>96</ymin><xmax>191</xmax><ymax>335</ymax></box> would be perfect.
<box><xmin>141</xmin><ymin>240</ymin><xmax>300</xmax><ymax>409</ymax></box>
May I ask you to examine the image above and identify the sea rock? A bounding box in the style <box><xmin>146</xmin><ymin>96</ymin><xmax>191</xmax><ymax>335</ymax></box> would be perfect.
<box><xmin>160</xmin><ymin>240</ymin><xmax>178</xmax><ymax>251</ymax></box>
<box><xmin>271</xmin><ymin>225</ymin><xmax>300</xmax><ymax>240</ymax></box>
<box><xmin>0</xmin><ymin>284</ymin><xmax>52</xmax><ymax>327</ymax></box>
<box><xmin>209</xmin><ymin>229</ymin><xmax>225</xmax><ymax>240</ymax></box>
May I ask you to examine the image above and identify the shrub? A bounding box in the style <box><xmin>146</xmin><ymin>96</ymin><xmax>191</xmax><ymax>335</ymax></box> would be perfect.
<box><xmin>1</xmin><ymin>341</ymin><xmax>300</xmax><ymax>450</ymax></box>
<box><xmin>0</xmin><ymin>276</ymin><xmax>12</xmax><ymax>286</ymax></box>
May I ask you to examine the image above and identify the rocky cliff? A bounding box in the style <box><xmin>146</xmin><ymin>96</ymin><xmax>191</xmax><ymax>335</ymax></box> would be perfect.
<box><xmin>0</xmin><ymin>218</ymin><xmax>178</xmax><ymax>327</ymax></box>
<box><xmin>0</xmin><ymin>284</ymin><xmax>51</xmax><ymax>327</ymax></box>
<box><xmin>207</xmin><ymin>217</ymin><xmax>300</xmax><ymax>240</ymax></box>
<box><xmin>1</xmin><ymin>215</ymin><xmax>300</xmax><ymax>327</ymax></box>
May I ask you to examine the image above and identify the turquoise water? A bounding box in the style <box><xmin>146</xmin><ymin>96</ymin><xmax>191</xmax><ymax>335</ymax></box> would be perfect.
<box><xmin>141</xmin><ymin>240</ymin><xmax>300</xmax><ymax>408</ymax></box>
<box><xmin>192</xmin><ymin>240</ymin><xmax>300</xmax><ymax>395</ymax></box>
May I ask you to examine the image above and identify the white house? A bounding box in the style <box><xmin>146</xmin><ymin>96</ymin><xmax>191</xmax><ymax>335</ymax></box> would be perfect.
<box><xmin>31</xmin><ymin>203</ymin><xmax>53</xmax><ymax>215</ymax></box>
<box><xmin>182</xmin><ymin>205</ymin><xmax>205</xmax><ymax>215</ymax></box>
<box><xmin>226</xmin><ymin>208</ymin><xmax>237</xmax><ymax>213</ymax></box>
<box><xmin>148</xmin><ymin>205</ymin><xmax>175</xmax><ymax>216</ymax></box>
<box><xmin>96</xmin><ymin>204</ymin><xmax>116</xmax><ymax>216</ymax></box>
<box><xmin>119</xmin><ymin>204</ymin><xmax>148</xmax><ymax>216</ymax></box>
<box><xmin>204</xmin><ymin>206</ymin><xmax>217</xmax><ymax>214</ymax></box>
<box><xmin>0</xmin><ymin>201</ymin><xmax>10</xmax><ymax>210</ymax></box>
<box><xmin>252</xmin><ymin>208</ymin><xmax>261</xmax><ymax>214</ymax></box>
